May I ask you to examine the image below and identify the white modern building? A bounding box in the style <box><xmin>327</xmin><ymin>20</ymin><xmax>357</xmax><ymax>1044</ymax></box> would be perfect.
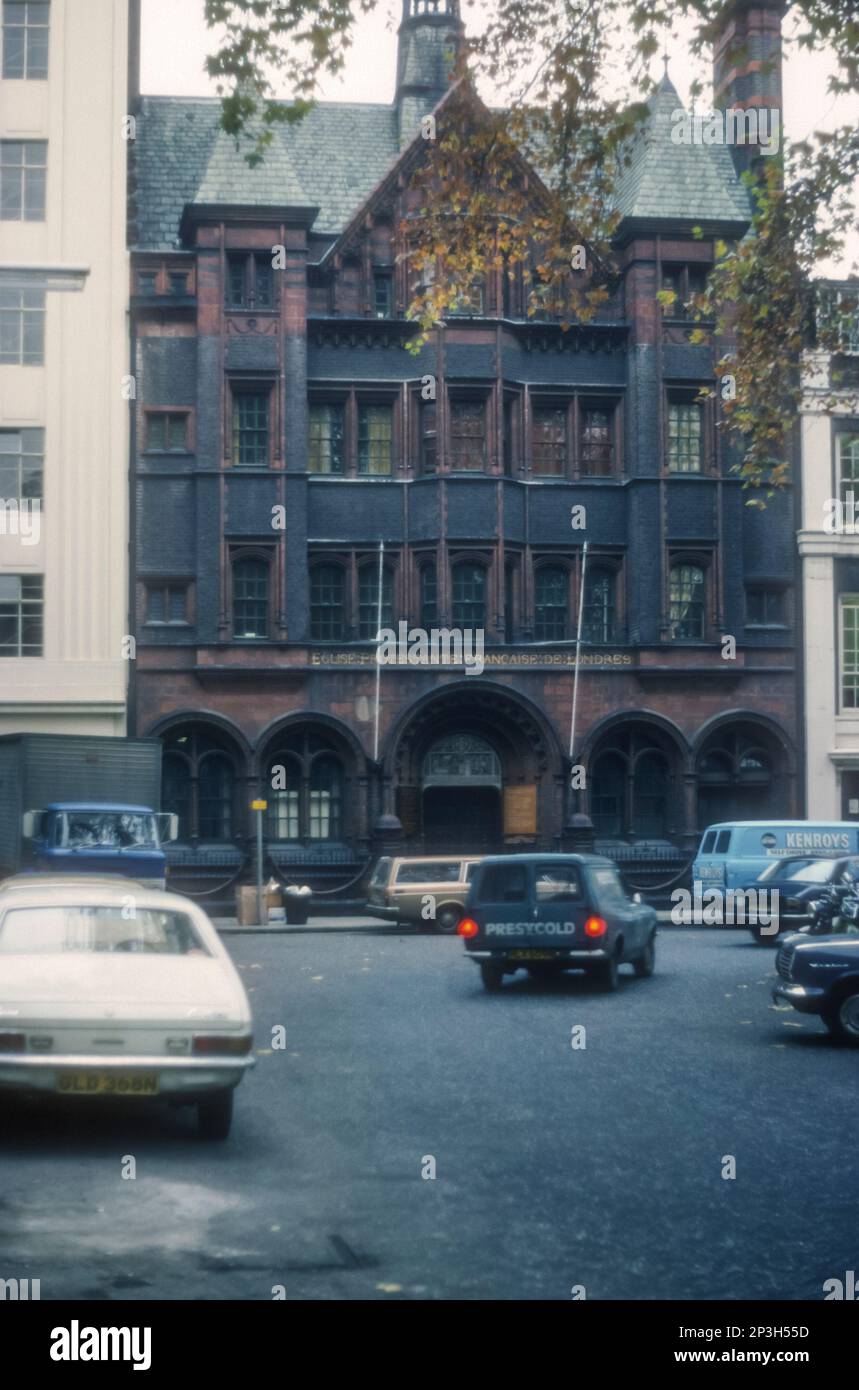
<box><xmin>0</xmin><ymin>0</ymin><xmax>136</xmax><ymax>735</ymax></box>
<box><xmin>799</xmin><ymin>282</ymin><xmax>859</xmax><ymax>818</ymax></box>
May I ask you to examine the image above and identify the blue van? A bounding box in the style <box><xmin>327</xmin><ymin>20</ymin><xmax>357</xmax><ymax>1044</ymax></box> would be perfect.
<box><xmin>692</xmin><ymin>822</ymin><xmax>859</xmax><ymax>894</ymax></box>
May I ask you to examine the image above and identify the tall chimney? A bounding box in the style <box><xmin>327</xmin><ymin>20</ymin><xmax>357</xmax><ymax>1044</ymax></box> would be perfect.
<box><xmin>713</xmin><ymin>1</ymin><xmax>786</xmax><ymax>175</ymax></box>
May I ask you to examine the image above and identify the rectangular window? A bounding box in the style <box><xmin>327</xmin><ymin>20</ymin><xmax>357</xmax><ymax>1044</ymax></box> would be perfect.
<box><xmin>373</xmin><ymin>273</ymin><xmax>393</xmax><ymax>319</ymax></box>
<box><xmin>232</xmin><ymin>391</ymin><xmax>270</xmax><ymax>467</ymax></box>
<box><xmin>137</xmin><ymin>271</ymin><xmax>158</xmax><ymax>296</ymax></box>
<box><xmin>358</xmin><ymin>404</ymin><xmax>393</xmax><ymax>475</ymax></box>
<box><xmin>0</xmin><ymin>140</ymin><xmax>47</xmax><ymax>220</ymax></box>
<box><xmin>358</xmin><ymin>566</ymin><xmax>394</xmax><ymax>640</ymax></box>
<box><xmin>532</xmin><ymin>406</ymin><xmax>567</xmax><ymax>476</ymax></box>
<box><xmin>145</xmin><ymin>413</ymin><xmax>188</xmax><ymax>453</ymax></box>
<box><xmin>232</xmin><ymin>558</ymin><xmax>269</xmax><ymax>640</ymax></box>
<box><xmin>310</xmin><ymin>566</ymin><xmax>345</xmax><ymax>640</ymax></box>
<box><xmin>145</xmin><ymin>583</ymin><xmax>188</xmax><ymax>625</ymax></box>
<box><xmin>450</xmin><ymin>280</ymin><xmax>484</xmax><ymax>316</ymax></box>
<box><xmin>662</xmin><ymin>265</ymin><xmax>708</xmax><ymax>318</ymax></box>
<box><xmin>580</xmin><ymin>406</ymin><xmax>614</xmax><ymax>476</ymax></box>
<box><xmin>226</xmin><ymin>253</ymin><xmax>275</xmax><ymax>311</ymax></box>
<box><xmin>746</xmin><ymin>587</ymin><xmax>785</xmax><ymax>627</ymax></box>
<box><xmin>837</xmin><ymin>434</ymin><xmax>859</xmax><ymax>507</ymax></box>
<box><xmin>449</xmin><ymin>399</ymin><xmax>486</xmax><ymax>471</ymax></box>
<box><xmin>420</xmin><ymin>400</ymin><xmax>437</xmax><ymax>474</ymax></box>
<box><xmin>308</xmin><ymin>403</ymin><xmax>344</xmax><ymax>475</ymax></box>
<box><xmin>2</xmin><ymin>1</ymin><xmax>49</xmax><ymax>79</ymax></box>
<box><xmin>670</xmin><ymin>563</ymin><xmax>706</xmax><ymax>640</ymax></box>
<box><xmin>169</xmin><ymin>271</ymin><xmax>189</xmax><ymax>296</ymax></box>
<box><xmin>0</xmin><ymin>573</ymin><xmax>43</xmax><ymax>656</ymax></box>
<box><xmin>0</xmin><ymin>288</ymin><xmax>45</xmax><ymax>364</ymax></box>
<box><xmin>452</xmin><ymin>562</ymin><xmax>486</xmax><ymax>629</ymax></box>
<box><xmin>842</xmin><ymin>598</ymin><xmax>859</xmax><ymax>710</ymax></box>
<box><xmin>0</xmin><ymin>428</ymin><xmax>43</xmax><ymax>503</ymax></box>
<box><xmin>668</xmin><ymin>401</ymin><xmax>703</xmax><ymax>473</ymax></box>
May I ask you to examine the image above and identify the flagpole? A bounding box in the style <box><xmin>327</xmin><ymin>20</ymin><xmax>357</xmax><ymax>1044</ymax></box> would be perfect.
<box><xmin>568</xmin><ymin>541</ymin><xmax>588</xmax><ymax>760</ymax></box>
<box><xmin>373</xmin><ymin>539</ymin><xmax>385</xmax><ymax>763</ymax></box>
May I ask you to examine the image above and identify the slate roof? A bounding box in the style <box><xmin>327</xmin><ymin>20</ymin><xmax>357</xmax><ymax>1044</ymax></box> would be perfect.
<box><xmin>612</xmin><ymin>73</ymin><xmax>752</xmax><ymax>227</ymax></box>
<box><xmin>132</xmin><ymin>96</ymin><xmax>400</xmax><ymax>249</ymax></box>
<box><xmin>131</xmin><ymin>73</ymin><xmax>751</xmax><ymax>253</ymax></box>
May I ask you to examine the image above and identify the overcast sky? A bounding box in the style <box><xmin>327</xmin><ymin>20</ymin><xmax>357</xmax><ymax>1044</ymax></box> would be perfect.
<box><xmin>140</xmin><ymin>0</ymin><xmax>858</xmax><ymax>274</ymax></box>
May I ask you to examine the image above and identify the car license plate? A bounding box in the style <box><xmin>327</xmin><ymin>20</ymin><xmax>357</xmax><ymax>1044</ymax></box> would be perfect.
<box><xmin>57</xmin><ymin>1072</ymin><xmax>159</xmax><ymax>1097</ymax></box>
<box><xmin>508</xmin><ymin>950</ymin><xmax>558</xmax><ymax>961</ymax></box>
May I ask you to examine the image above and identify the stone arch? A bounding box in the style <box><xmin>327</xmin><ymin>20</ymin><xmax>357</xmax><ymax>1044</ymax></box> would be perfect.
<box><xmin>383</xmin><ymin>680</ymin><xmax>564</xmax><ymax>849</ymax></box>
<box><xmin>692</xmin><ymin>710</ymin><xmax>797</xmax><ymax>829</ymax></box>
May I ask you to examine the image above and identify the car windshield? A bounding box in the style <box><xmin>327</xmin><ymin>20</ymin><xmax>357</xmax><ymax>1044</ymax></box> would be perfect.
<box><xmin>62</xmin><ymin>813</ymin><xmax>156</xmax><ymax>850</ymax></box>
<box><xmin>780</xmin><ymin>862</ymin><xmax>838</xmax><ymax>884</ymax></box>
<box><xmin>0</xmin><ymin>906</ymin><xmax>210</xmax><ymax>956</ymax></box>
<box><xmin>756</xmin><ymin>858</ymin><xmax>821</xmax><ymax>883</ymax></box>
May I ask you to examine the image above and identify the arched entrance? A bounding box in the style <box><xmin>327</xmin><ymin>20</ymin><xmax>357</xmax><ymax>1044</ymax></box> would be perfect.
<box><xmin>386</xmin><ymin>682</ymin><xmax>561</xmax><ymax>853</ymax></box>
<box><xmin>422</xmin><ymin>734</ymin><xmax>503</xmax><ymax>847</ymax></box>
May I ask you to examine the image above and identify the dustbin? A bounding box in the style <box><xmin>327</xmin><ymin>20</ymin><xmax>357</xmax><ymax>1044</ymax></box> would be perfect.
<box><xmin>284</xmin><ymin>885</ymin><xmax>312</xmax><ymax>925</ymax></box>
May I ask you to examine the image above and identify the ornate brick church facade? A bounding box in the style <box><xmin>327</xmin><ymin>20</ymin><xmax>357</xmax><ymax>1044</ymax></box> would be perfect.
<box><xmin>128</xmin><ymin>0</ymin><xmax>798</xmax><ymax>897</ymax></box>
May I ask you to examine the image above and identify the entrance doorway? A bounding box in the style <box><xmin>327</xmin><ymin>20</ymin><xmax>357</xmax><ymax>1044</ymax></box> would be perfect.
<box><xmin>423</xmin><ymin>785</ymin><xmax>502</xmax><ymax>850</ymax></box>
<box><xmin>421</xmin><ymin>734</ymin><xmax>503</xmax><ymax>851</ymax></box>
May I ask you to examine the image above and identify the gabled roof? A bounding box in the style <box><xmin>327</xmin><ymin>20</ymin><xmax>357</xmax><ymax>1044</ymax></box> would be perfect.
<box><xmin>130</xmin><ymin>72</ymin><xmax>752</xmax><ymax>253</ymax></box>
<box><xmin>612</xmin><ymin>73</ymin><xmax>752</xmax><ymax>230</ymax></box>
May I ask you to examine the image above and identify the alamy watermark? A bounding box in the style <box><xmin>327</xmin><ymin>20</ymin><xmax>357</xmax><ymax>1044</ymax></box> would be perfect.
<box><xmin>0</xmin><ymin>498</ymin><xmax>40</xmax><ymax>545</ymax></box>
<box><xmin>671</xmin><ymin>885</ymin><xmax>780</xmax><ymax>930</ymax></box>
<box><xmin>376</xmin><ymin>621</ymin><xmax>484</xmax><ymax>676</ymax></box>
<box><xmin>671</xmin><ymin>107</ymin><xmax>780</xmax><ymax>156</ymax></box>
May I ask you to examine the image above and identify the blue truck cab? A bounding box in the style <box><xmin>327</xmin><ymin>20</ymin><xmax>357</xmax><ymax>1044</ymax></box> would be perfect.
<box><xmin>692</xmin><ymin>822</ymin><xmax>859</xmax><ymax>895</ymax></box>
<box><xmin>22</xmin><ymin>803</ymin><xmax>176</xmax><ymax>889</ymax></box>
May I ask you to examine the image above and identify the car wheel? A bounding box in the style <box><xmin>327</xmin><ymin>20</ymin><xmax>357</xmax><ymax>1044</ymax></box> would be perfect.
<box><xmin>596</xmin><ymin>950</ymin><xmax>620</xmax><ymax>992</ymax></box>
<box><xmin>633</xmin><ymin>935</ymin><xmax>656</xmax><ymax>978</ymax></box>
<box><xmin>436</xmin><ymin>903</ymin><xmax>462</xmax><ymax>934</ymax></box>
<box><xmin>750</xmin><ymin>922</ymin><xmax>780</xmax><ymax>946</ymax></box>
<box><xmin>198</xmin><ymin>1089</ymin><xmax>234</xmax><ymax>1140</ymax></box>
<box><xmin>479</xmin><ymin>962</ymin><xmax>505</xmax><ymax>992</ymax></box>
<box><xmin>822</xmin><ymin>988</ymin><xmax>859</xmax><ymax>1043</ymax></box>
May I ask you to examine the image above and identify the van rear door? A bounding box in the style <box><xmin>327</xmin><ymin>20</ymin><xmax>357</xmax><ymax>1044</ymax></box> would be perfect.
<box><xmin>470</xmin><ymin>859</ymin><xmax>533</xmax><ymax>945</ymax></box>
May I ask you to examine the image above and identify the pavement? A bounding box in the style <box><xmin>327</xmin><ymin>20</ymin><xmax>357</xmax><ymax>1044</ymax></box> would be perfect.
<box><xmin>215</xmin><ymin>913</ymin><xmax>392</xmax><ymax>934</ymax></box>
<box><xmin>1</xmin><ymin>928</ymin><xmax>856</xmax><ymax>1300</ymax></box>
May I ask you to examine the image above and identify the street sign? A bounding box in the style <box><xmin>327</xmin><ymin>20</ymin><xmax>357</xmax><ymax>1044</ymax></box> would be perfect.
<box><xmin>251</xmin><ymin>799</ymin><xmax>268</xmax><ymax>811</ymax></box>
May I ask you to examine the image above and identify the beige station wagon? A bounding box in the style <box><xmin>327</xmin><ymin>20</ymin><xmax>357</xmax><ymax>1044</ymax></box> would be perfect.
<box><xmin>366</xmin><ymin>855</ymin><xmax>483</xmax><ymax>933</ymax></box>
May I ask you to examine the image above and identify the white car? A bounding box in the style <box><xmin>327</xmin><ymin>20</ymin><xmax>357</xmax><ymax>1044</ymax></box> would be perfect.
<box><xmin>0</xmin><ymin>880</ymin><xmax>254</xmax><ymax>1139</ymax></box>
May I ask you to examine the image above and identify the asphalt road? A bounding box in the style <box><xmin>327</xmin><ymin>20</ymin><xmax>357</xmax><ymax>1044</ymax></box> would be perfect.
<box><xmin>1</xmin><ymin>928</ymin><xmax>857</xmax><ymax>1301</ymax></box>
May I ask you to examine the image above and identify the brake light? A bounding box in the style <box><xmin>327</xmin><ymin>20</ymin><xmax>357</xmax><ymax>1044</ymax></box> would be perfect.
<box><xmin>457</xmin><ymin>917</ymin><xmax>479</xmax><ymax>938</ymax></box>
<box><xmin>192</xmin><ymin>1034</ymin><xmax>253</xmax><ymax>1056</ymax></box>
<box><xmin>0</xmin><ymin>1032</ymin><xmax>25</xmax><ymax>1053</ymax></box>
<box><xmin>584</xmin><ymin>916</ymin><xmax>607</xmax><ymax>938</ymax></box>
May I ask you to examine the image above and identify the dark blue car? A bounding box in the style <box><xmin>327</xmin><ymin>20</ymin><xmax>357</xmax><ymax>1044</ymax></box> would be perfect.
<box><xmin>772</xmin><ymin>935</ymin><xmax>859</xmax><ymax>1041</ymax></box>
<box><xmin>458</xmin><ymin>853</ymin><xmax>657</xmax><ymax>992</ymax></box>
